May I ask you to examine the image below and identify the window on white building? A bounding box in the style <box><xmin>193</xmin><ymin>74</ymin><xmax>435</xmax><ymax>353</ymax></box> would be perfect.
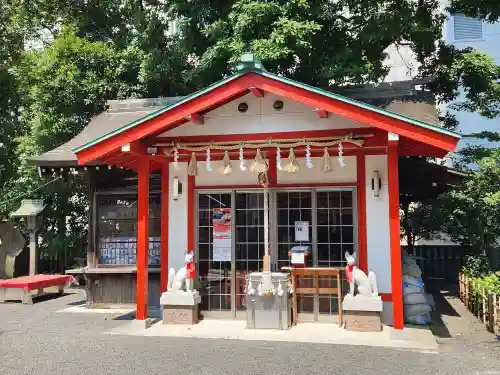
<box><xmin>453</xmin><ymin>14</ymin><xmax>483</xmax><ymax>40</ymax></box>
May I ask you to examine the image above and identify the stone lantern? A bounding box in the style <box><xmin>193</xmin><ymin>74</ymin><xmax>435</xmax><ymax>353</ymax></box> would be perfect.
<box><xmin>10</xmin><ymin>199</ymin><xmax>45</xmax><ymax>275</ymax></box>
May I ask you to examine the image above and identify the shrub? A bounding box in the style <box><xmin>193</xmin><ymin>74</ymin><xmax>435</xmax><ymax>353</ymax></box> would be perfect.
<box><xmin>462</xmin><ymin>254</ymin><xmax>491</xmax><ymax>278</ymax></box>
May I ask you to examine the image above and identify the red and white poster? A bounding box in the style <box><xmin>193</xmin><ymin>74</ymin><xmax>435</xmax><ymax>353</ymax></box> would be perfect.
<box><xmin>212</xmin><ymin>208</ymin><xmax>232</xmax><ymax>262</ymax></box>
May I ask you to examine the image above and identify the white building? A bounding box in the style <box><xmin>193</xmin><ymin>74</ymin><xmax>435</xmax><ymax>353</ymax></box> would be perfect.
<box><xmin>385</xmin><ymin>11</ymin><xmax>500</xmax><ymax>152</ymax></box>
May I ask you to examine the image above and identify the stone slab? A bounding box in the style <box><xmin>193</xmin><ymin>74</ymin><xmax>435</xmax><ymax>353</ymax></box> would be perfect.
<box><xmin>160</xmin><ymin>291</ymin><xmax>201</xmax><ymax>306</ymax></box>
<box><xmin>106</xmin><ymin>320</ymin><xmax>439</xmax><ymax>352</ymax></box>
<box><xmin>130</xmin><ymin>318</ymin><xmax>152</xmax><ymax>330</ymax></box>
<box><xmin>344</xmin><ymin>311</ymin><xmax>382</xmax><ymax>332</ymax></box>
<box><xmin>163</xmin><ymin>305</ymin><xmax>198</xmax><ymax>325</ymax></box>
<box><xmin>343</xmin><ymin>295</ymin><xmax>383</xmax><ymax>312</ymax></box>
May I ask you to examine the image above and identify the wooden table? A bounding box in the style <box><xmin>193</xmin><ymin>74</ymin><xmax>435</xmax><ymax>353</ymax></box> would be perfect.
<box><xmin>281</xmin><ymin>267</ymin><xmax>343</xmax><ymax>326</ymax></box>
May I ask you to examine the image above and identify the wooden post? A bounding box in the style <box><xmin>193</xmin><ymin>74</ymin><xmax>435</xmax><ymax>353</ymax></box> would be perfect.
<box><xmin>187</xmin><ymin>175</ymin><xmax>195</xmax><ymax>252</ymax></box>
<box><xmin>482</xmin><ymin>287</ymin><xmax>487</xmax><ymax>326</ymax></box>
<box><xmin>459</xmin><ymin>273</ymin><xmax>463</xmax><ymax>301</ymax></box>
<box><xmin>487</xmin><ymin>293</ymin><xmax>495</xmax><ymax>333</ymax></box>
<box><xmin>160</xmin><ymin>164</ymin><xmax>169</xmax><ymax>293</ymax></box>
<box><xmin>87</xmin><ymin>169</ymin><xmax>97</xmax><ymax>268</ymax></box>
<box><xmin>291</xmin><ymin>271</ymin><xmax>297</xmax><ymax>325</ymax></box>
<box><xmin>136</xmin><ymin>159</ymin><xmax>150</xmax><ymax>321</ymax></box>
<box><xmin>388</xmin><ymin>133</ymin><xmax>404</xmax><ymax>330</ymax></box>
<box><xmin>356</xmin><ymin>154</ymin><xmax>368</xmax><ymax>273</ymax></box>
<box><xmin>465</xmin><ymin>275</ymin><xmax>469</xmax><ymax>309</ymax></box>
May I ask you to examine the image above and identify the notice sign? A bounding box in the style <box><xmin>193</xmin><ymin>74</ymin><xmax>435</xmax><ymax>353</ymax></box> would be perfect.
<box><xmin>294</xmin><ymin>221</ymin><xmax>309</xmax><ymax>242</ymax></box>
<box><xmin>213</xmin><ymin>208</ymin><xmax>232</xmax><ymax>262</ymax></box>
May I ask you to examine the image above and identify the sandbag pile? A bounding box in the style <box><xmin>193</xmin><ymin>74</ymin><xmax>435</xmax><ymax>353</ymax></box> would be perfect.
<box><xmin>402</xmin><ymin>251</ymin><xmax>435</xmax><ymax>325</ymax></box>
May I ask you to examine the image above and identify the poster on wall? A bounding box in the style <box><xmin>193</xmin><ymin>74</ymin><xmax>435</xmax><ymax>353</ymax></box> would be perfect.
<box><xmin>294</xmin><ymin>221</ymin><xmax>309</xmax><ymax>242</ymax></box>
<box><xmin>213</xmin><ymin>208</ymin><xmax>232</xmax><ymax>262</ymax></box>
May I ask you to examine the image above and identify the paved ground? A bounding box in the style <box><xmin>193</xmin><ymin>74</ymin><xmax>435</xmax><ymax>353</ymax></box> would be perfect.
<box><xmin>0</xmin><ymin>287</ymin><xmax>499</xmax><ymax>375</ymax></box>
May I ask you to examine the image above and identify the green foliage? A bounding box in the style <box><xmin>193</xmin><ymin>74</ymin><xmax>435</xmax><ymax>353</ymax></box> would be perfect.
<box><xmin>439</xmin><ymin>151</ymin><xmax>500</xmax><ymax>268</ymax></box>
<box><xmin>473</xmin><ymin>274</ymin><xmax>500</xmax><ymax>295</ymax></box>
<box><xmin>422</xmin><ymin>44</ymin><xmax>500</xmax><ymax>120</ymax></box>
<box><xmin>449</xmin><ymin>0</ymin><xmax>500</xmax><ymax>23</ymax></box>
<box><xmin>462</xmin><ymin>254</ymin><xmax>491</xmax><ymax>278</ymax></box>
<box><xmin>1</xmin><ymin>0</ymin><xmax>500</xmax><ymax>269</ymax></box>
<box><xmin>171</xmin><ymin>0</ymin><xmax>445</xmax><ymax>87</ymax></box>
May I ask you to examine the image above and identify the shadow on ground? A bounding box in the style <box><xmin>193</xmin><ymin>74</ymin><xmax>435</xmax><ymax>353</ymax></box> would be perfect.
<box><xmin>426</xmin><ymin>279</ymin><xmax>459</xmax><ymax>339</ymax></box>
<box><xmin>113</xmin><ymin>311</ymin><xmax>161</xmax><ymax>325</ymax></box>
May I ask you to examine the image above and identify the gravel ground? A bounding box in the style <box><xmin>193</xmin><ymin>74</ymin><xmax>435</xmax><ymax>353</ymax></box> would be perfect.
<box><xmin>0</xmin><ymin>288</ymin><xmax>499</xmax><ymax>375</ymax></box>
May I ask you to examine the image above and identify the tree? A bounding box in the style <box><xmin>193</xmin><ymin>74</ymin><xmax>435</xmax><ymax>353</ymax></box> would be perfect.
<box><xmin>0</xmin><ymin>1</ymin><xmax>23</xmax><ymax>222</ymax></box>
<box><xmin>439</xmin><ymin>151</ymin><xmax>500</xmax><ymax>268</ymax></box>
<box><xmin>170</xmin><ymin>0</ymin><xmax>445</xmax><ymax>88</ymax></box>
<box><xmin>449</xmin><ymin>0</ymin><xmax>500</xmax><ymax>23</ymax></box>
<box><xmin>3</xmin><ymin>0</ymin><xmax>500</xmax><ymax>269</ymax></box>
<box><xmin>2</xmin><ymin>27</ymin><xmax>145</xmax><ymax>266</ymax></box>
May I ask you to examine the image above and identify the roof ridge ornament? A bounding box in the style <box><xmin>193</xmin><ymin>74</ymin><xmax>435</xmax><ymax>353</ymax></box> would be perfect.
<box><xmin>236</xmin><ymin>52</ymin><xmax>267</xmax><ymax>72</ymax></box>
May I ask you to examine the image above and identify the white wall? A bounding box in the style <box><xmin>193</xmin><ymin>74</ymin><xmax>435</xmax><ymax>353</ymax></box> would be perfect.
<box><xmin>277</xmin><ymin>156</ymin><xmax>356</xmax><ymax>184</ymax></box>
<box><xmin>168</xmin><ymin>162</ymin><xmax>188</xmax><ymax>271</ymax></box>
<box><xmin>365</xmin><ymin>155</ymin><xmax>392</xmax><ymax>294</ymax></box>
<box><xmin>161</xmin><ymin>92</ymin><xmax>367</xmax><ymax>138</ymax></box>
<box><xmin>443</xmin><ymin>13</ymin><xmax>500</xmax><ymax>151</ymax></box>
<box><xmin>195</xmin><ymin>160</ymin><xmax>260</xmax><ymax>186</ymax></box>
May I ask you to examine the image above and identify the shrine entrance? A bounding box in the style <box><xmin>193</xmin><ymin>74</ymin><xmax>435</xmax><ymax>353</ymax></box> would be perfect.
<box><xmin>195</xmin><ymin>188</ymin><xmax>356</xmax><ymax>319</ymax></box>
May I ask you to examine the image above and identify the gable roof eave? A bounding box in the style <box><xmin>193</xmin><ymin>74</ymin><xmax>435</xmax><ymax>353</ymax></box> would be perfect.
<box><xmin>73</xmin><ymin>68</ymin><xmax>461</xmax><ymax>163</ymax></box>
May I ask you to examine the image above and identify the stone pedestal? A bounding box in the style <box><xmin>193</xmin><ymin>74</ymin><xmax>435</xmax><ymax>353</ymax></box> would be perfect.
<box><xmin>343</xmin><ymin>295</ymin><xmax>383</xmax><ymax>332</ymax></box>
<box><xmin>160</xmin><ymin>291</ymin><xmax>201</xmax><ymax>325</ymax></box>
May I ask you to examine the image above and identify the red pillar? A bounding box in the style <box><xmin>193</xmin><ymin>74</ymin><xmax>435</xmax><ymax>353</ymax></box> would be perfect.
<box><xmin>388</xmin><ymin>135</ymin><xmax>404</xmax><ymax>329</ymax></box>
<box><xmin>136</xmin><ymin>159</ymin><xmax>150</xmax><ymax>320</ymax></box>
<box><xmin>187</xmin><ymin>175</ymin><xmax>195</xmax><ymax>252</ymax></box>
<box><xmin>356</xmin><ymin>154</ymin><xmax>368</xmax><ymax>273</ymax></box>
<box><xmin>160</xmin><ymin>164</ymin><xmax>169</xmax><ymax>293</ymax></box>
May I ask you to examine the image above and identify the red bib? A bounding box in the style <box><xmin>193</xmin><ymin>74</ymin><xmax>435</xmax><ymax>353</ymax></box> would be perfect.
<box><xmin>186</xmin><ymin>262</ymin><xmax>195</xmax><ymax>279</ymax></box>
<box><xmin>345</xmin><ymin>264</ymin><xmax>355</xmax><ymax>283</ymax></box>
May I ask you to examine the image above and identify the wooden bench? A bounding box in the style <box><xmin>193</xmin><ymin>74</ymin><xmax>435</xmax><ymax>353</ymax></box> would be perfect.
<box><xmin>0</xmin><ymin>274</ymin><xmax>76</xmax><ymax>305</ymax></box>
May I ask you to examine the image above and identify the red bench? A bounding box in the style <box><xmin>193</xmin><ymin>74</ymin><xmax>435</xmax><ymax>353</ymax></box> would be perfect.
<box><xmin>0</xmin><ymin>274</ymin><xmax>76</xmax><ymax>304</ymax></box>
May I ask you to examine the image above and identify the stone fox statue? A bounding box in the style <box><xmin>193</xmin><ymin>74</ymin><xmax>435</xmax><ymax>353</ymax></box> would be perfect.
<box><xmin>167</xmin><ymin>252</ymin><xmax>195</xmax><ymax>292</ymax></box>
<box><xmin>345</xmin><ymin>251</ymin><xmax>378</xmax><ymax>297</ymax></box>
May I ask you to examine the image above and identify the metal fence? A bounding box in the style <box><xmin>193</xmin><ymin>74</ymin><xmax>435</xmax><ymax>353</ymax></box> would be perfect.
<box><xmin>459</xmin><ymin>272</ymin><xmax>500</xmax><ymax>336</ymax></box>
<box><xmin>402</xmin><ymin>245</ymin><xmax>469</xmax><ymax>282</ymax></box>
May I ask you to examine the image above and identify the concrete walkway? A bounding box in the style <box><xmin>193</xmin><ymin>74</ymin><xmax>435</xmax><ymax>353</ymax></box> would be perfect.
<box><xmin>427</xmin><ymin>280</ymin><xmax>500</xmax><ymax>357</ymax></box>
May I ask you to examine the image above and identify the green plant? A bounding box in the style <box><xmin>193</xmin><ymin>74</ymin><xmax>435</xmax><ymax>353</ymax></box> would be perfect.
<box><xmin>462</xmin><ymin>254</ymin><xmax>491</xmax><ymax>277</ymax></box>
<box><xmin>474</xmin><ymin>274</ymin><xmax>500</xmax><ymax>295</ymax></box>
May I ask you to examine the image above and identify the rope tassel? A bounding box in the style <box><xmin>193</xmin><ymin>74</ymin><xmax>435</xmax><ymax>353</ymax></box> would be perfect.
<box><xmin>284</xmin><ymin>148</ymin><xmax>299</xmax><ymax>173</ymax></box>
<box><xmin>320</xmin><ymin>147</ymin><xmax>333</xmax><ymax>173</ymax></box>
<box><xmin>250</xmin><ymin>149</ymin><xmax>268</xmax><ymax>173</ymax></box>
<box><xmin>188</xmin><ymin>152</ymin><xmax>198</xmax><ymax>176</ymax></box>
<box><xmin>219</xmin><ymin>150</ymin><xmax>232</xmax><ymax>175</ymax></box>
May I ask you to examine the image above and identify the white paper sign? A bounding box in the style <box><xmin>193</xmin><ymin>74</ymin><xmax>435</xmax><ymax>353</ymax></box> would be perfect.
<box><xmin>291</xmin><ymin>252</ymin><xmax>305</xmax><ymax>265</ymax></box>
<box><xmin>213</xmin><ymin>238</ymin><xmax>231</xmax><ymax>262</ymax></box>
<box><xmin>294</xmin><ymin>221</ymin><xmax>309</xmax><ymax>242</ymax></box>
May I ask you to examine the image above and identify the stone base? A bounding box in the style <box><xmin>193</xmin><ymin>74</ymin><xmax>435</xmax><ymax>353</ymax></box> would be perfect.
<box><xmin>163</xmin><ymin>305</ymin><xmax>199</xmax><ymax>325</ymax></box>
<box><xmin>344</xmin><ymin>311</ymin><xmax>382</xmax><ymax>332</ymax></box>
<box><xmin>342</xmin><ymin>295</ymin><xmax>383</xmax><ymax>311</ymax></box>
<box><xmin>130</xmin><ymin>318</ymin><xmax>152</xmax><ymax>330</ymax></box>
<box><xmin>160</xmin><ymin>291</ymin><xmax>201</xmax><ymax>325</ymax></box>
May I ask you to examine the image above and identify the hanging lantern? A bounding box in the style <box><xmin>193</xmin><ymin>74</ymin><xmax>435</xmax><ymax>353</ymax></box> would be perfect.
<box><xmin>206</xmin><ymin>148</ymin><xmax>212</xmax><ymax>171</ymax></box>
<box><xmin>337</xmin><ymin>142</ymin><xmax>346</xmax><ymax>168</ymax></box>
<box><xmin>239</xmin><ymin>147</ymin><xmax>247</xmax><ymax>171</ymax></box>
<box><xmin>219</xmin><ymin>150</ymin><xmax>232</xmax><ymax>175</ymax></box>
<box><xmin>320</xmin><ymin>147</ymin><xmax>333</xmax><ymax>173</ymax></box>
<box><xmin>276</xmin><ymin>147</ymin><xmax>282</xmax><ymax>170</ymax></box>
<box><xmin>173</xmin><ymin>149</ymin><xmax>179</xmax><ymax>169</ymax></box>
<box><xmin>284</xmin><ymin>148</ymin><xmax>299</xmax><ymax>173</ymax></box>
<box><xmin>188</xmin><ymin>152</ymin><xmax>198</xmax><ymax>176</ymax></box>
<box><xmin>305</xmin><ymin>144</ymin><xmax>313</xmax><ymax>168</ymax></box>
<box><xmin>249</xmin><ymin>149</ymin><xmax>268</xmax><ymax>173</ymax></box>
